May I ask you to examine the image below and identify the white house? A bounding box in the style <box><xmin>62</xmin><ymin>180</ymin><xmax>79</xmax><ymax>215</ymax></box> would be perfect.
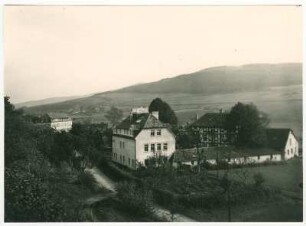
<box><xmin>265</xmin><ymin>128</ymin><xmax>299</xmax><ymax>160</ymax></box>
<box><xmin>112</xmin><ymin>107</ymin><xmax>176</xmax><ymax>170</ymax></box>
<box><xmin>50</xmin><ymin>117</ymin><xmax>73</xmax><ymax>132</ymax></box>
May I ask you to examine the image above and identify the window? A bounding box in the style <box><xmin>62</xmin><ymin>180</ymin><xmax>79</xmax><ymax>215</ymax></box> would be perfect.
<box><xmin>128</xmin><ymin>158</ymin><xmax>131</xmax><ymax>165</ymax></box>
<box><xmin>270</xmin><ymin>154</ymin><xmax>273</xmax><ymax>160</ymax></box>
<box><xmin>123</xmin><ymin>156</ymin><xmax>125</xmax><ymax>164</ymax></box>
<box><xmin>290</xmin><ymin>138</ymin><xmax>292</xmax><ymax>145</ymax></box>
<box><xmin>122</xmin><ymin>142</ymin><xmax>125</xmax><ymax>149</ymax></box>
<box><xmin>257</xmin><ymin>155</ymin><xmax>260</xmax><ymax>160</ymax></box>
<box><xmin>163</xmin><ymin>143</ymin><xmax>168</xmax><ymax>151</ymax></box>
<box><xmin>291</xmin><ymin>148</ymin><xmax>293</xmax><ymax>154</ymax></box>
<box><xmin>151</xmin><ymin>144</ymin><xmax>155</xmax><ymax>152</ymax></box>
<box><xmin>157</xmin><ymin>129</ymin><xmax>161</xmax><ymax>136</ymax></box>
<box><xmin>120</xmin><ymin>155</ymin><xmax>122</xmax><ymax>162</ymax></box>
<box><xmin>144</xmin><ymin>144</ymin><xmax>149</xmax><ymax>152</ymax></box>
<box><xmin>151</xmin><ymin>130</ymin><xmax>155</xmax><ymax>136</ymax></box>
<box><xmin>287</xmin><ymin>150</ymin><xmax>289</xmax><ymax>155</ymax></box>
<box><xmin>157</xmin><ymin>143</ymin><xmax>161</xmax><ymax>151</ymax></box>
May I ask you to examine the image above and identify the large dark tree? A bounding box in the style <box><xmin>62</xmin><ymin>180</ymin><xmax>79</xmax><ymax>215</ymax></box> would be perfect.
<box><xmin>225</xmin><ymin>102</ymin><xmax>269</xmax><ymax>148</ymax></box>
<box><xmin>149</xmin><ymin>98</ymin><xmax>178</xmax><ymax>126</ymax></box>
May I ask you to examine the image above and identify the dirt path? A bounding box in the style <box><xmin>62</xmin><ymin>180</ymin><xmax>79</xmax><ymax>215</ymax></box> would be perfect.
<box><xmin>85</xmin><ymin>167</ymin><xmax>117</xmax><ymax>193</ymax></box>
<box><xmin>85</xmin><ymin>166</ymin><xmax>195</xmax><ymax>222</ymax></box>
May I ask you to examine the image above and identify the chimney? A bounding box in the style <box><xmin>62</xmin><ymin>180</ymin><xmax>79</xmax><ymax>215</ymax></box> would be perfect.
<box><xmin>152</xmin><ymin>111</ymin><xmax>159</xmax><ymax>119</ymax></box>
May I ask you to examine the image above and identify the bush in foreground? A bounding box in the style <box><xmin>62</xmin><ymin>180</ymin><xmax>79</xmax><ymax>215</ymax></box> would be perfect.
<box><xmin>116</xmin><ymin>182</ymin><xmax>155</xmax><ymax>218</ymax></box>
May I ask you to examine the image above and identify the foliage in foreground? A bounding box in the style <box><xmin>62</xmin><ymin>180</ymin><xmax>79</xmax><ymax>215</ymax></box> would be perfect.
<box><xmin>5</xmin><ymin>97</ymin><xmax>91</xmax><ymax>222</ymax></box>
<box><xmin>116</xmin><ymin>181</ymin><xmax>155</xmax><ymax>218</ymax></box>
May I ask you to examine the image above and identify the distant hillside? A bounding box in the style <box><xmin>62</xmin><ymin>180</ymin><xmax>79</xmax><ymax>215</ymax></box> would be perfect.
<box><xmin>24</xmin><ymin>63</ymin><xmax>302</xmax><ymax>135</ymax></box>
<box><xmin>15</xmin><ymin>95</ymin><xmax>85</xmax><ymax>108</ymax></box>
<box><xmin>98</xmin><ymin>63</ymin><xmax>301</xmax><ymax>95</ymax></box>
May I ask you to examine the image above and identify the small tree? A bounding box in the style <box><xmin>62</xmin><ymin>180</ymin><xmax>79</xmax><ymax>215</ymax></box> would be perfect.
<box><xmin>105</xmin><ymin>106</ymin><xmax>123</xmax><ymax>127</ymax></box>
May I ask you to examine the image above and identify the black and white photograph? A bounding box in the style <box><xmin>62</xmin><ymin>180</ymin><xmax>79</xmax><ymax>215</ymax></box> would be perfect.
<box><xmin>2</xmin><ymin>3</ymin><xmax>304</xmax><ymax>223</ymax></box>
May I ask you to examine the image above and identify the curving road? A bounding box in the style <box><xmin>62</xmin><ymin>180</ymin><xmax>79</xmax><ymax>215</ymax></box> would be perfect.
<box><xmin>85</xmin><ymin>166</ymin><xmax>195</xmax><ymax>222</ymax></box>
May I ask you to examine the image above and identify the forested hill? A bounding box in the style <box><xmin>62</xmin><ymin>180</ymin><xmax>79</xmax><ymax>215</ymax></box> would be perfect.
<box><xmin>100</xmin><ymin>63</ymin><xmax>301</xmax><ymax>95</ymax></box>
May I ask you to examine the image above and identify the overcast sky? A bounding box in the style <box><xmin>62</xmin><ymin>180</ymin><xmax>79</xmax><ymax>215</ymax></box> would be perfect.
<box><xmin>4</xmin><ymin>5</ymin><xmax>302</xmax><ymax>103</ymax></box>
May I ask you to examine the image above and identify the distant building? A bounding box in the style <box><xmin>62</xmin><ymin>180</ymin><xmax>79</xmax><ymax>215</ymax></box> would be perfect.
<box><xmin>190</xmin><ymin>111</ymin><xmax>236</xmax><ymax>147</ymax></box>
<box><xmin>172</xmin><ymin>147</ymin><xmax>283</xmax><ymax>168</ymax></box>
<box><xmin>50</xmin><ymin>117</ymin><xmax>73</xmax><ymax>132</ymax></box>
<box><xmin>112</xmin><ymin>107</ymin><xmax>176</xmax><ymax>170</ymax></box>
<box><xmin>172</xmin><ymin>128</ymin><xmax>299</xmax><ymax>167</ymax></box>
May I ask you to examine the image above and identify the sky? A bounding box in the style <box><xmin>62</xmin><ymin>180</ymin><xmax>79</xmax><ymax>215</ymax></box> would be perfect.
<box><xmin>4</xmin><ymin>5</ymin><xmax>303</xmax><ymax>103</ymax></box>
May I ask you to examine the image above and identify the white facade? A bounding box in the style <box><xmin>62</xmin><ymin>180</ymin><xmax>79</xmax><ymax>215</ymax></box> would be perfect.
<box><xmin>112</xmin><ymin>127</ymin><xmax>175</xmax><ymax>170</ymax></box>
<box><xmin>51</xmin><ymin>118</ymin><xmax>72</xmax><ymax>132</ymax></box>
<box><xmin>112</xmin><ymin>110</ymin><xmax>176</xmax><ymax>170</ymax></box>
<box><xmin>112</xmin><ymin>136</ymin><xmax>137</xmax><ymax>169</ymax></box>
<box><xmin>283</xmin><ymin>131</ymin><xmax>299</xmax><ymax>160</ymax></box>
<box><xmin>135</xmin><ymin>128</ymin><xmax>176</xmax><ymax>166</ymax></box>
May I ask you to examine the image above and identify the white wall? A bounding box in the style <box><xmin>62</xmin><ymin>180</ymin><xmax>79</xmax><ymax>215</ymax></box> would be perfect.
<box><xmin>284</xmin><ymin>131</ymin><xmax>299</xmax><ymax>160</ymax></box>
<box><xmin>51</xmin><ymin>120</ymin><xmax>72</xmax><ymax>132</ymax></box>
<box><xmin>135</xmin><ymin>128</ymin><xmax>176</xmax><ymax>166</ymax></box>
<box><xmin>112</xmin><ymin>136</ymin><xmax>136</xmax><ymax>170</ymax></box>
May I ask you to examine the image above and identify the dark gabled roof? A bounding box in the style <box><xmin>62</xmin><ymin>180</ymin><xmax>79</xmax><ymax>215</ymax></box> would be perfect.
<box><xmin>115</xmin><ymin>113</ymin><xmax>169</xmax><ymax>138</ymax></box>
<box><xmin>191</xmin><ymin>113</ymin><xmax>228</xmax><ymax>127</ymax></box>
<box><xmin>116</xmin><ymin>113</ymin><xmax>149</xmax><ymax>130</ymax></box>
<box><xmin>265</xmin><ymin>128</ymin><xmax>291</xmax><ymax>150</ymax></box>
<box><xmin>235</xmin><ymin>147</ymin><xmax>281</xmax><ymax>156</ymax></box>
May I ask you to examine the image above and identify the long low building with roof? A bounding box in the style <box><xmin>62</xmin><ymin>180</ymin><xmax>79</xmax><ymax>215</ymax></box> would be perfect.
<box><xmin>173</xmin><ymin>128</ymin><xmax>298</xmax><ymax>167</ymax></box>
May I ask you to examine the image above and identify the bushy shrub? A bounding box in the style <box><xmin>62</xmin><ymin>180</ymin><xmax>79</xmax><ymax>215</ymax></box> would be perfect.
<box><xmin>253</xmin><ymin>172</ymin><xmax>265</xmax><ymax>187</ymax></box>
<box><xmin>117</xmin><ymin>182</ymin><xmax>155</xmax><ymax>218</ymax></box>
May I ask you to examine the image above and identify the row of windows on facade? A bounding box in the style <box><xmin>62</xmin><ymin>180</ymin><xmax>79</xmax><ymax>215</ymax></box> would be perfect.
<box><xmin>113</xmin><ymin>153</ymin><xmax>136</xmax><ymax>167</ymax></box>
<box><xmin>144</xmin><ymin>143</ymin><xmax>168</xmax><ymax>152</ymax></box>
<box><xmin>115</xmin><ymin>129</ymin><xmax>162</xmax><ymax>136</ymax></box>
<box><xmin>150</xmin><ymin>129</ymin><xmax>162</xmax><ymax>136</ymax></box>
<box><xmin>287</xmin><ymin>147</ymin><xmax>297</xmax><ymax>155</ymax></box>
<box><xmin>116</xmin><ymin>129</ymin><xmax>133</xmax><ymax>136</ymax></box>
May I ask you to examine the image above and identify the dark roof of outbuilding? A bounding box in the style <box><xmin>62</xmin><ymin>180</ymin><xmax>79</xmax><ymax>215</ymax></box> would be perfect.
<box><xmin>191</xmin><ymin>113</ymin><xmax>228</xmax><ymax>127</ymax></box>
<box><xmin>173</xmin><ymin>146</ymin><xmax>281</xmax><ymax>163</ymax></box>
<box><xmin>115</xmin><ymin>113</ymin><xmax>169</xmax><ymax>138</ymax></box>
<box><xmin>265</xmin><ymin>128</ymin><xmax>292</xmax><ymax>150</ymax></box>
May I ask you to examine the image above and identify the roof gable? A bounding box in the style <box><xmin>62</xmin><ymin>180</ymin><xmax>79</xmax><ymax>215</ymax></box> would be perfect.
<box><xmin>115</xmin><ymin>112</ymin><xmax>169</xmax><ymax>138</ymax></box>
<box><xmin>143</xmin><ymin>114</ymin><xmax>168</xmax><ymax>129</ymax></box>
<box><xmin>265</xmin><ymin>128</ymin><xmax>291</xmax><ymax>150</ymax></box>
<box><xmin>191</xmin><ymin>113</ymin><xmax>228</xmax><ymax>127</ymax></box>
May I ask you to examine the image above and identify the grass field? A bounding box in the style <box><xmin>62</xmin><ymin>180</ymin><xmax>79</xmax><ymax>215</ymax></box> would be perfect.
<box><xmin>209</xmin><ymin>158</ymin><xmax>303</xmax><ymax>197</ymax></box>
<box><xmin>181</xmin><ymin>158</ymin><xmax>303</xmax><ymax>222</ymax></box>
<box><xmin>183</xmin><ymin>197</ymin><xmax>302</xmax><ymax>222</ymax></box>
